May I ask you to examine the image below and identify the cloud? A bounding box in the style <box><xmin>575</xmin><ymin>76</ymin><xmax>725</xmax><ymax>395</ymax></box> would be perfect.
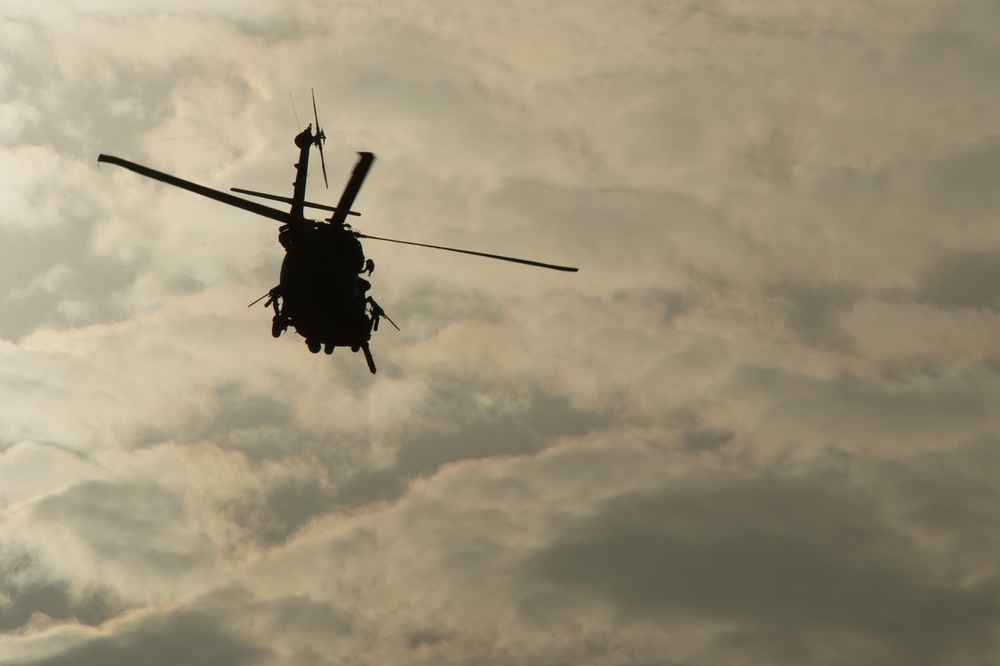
<box><xmin>4</xmin><ymin>603</ymin><xmax>269</xmax><ymax>666</ymax></box>
<box><xmin>19</xmin><ymin>480</ymin><xmax>222</xmax><ymax>602</ymax></box>
<box><xmin>5</xmin><ymin>0</ymin><xmax>1000</xmax><ymax>664</ymax></box>
<box><xmin>722</xmin><ymin>363</ymin><xmax>997</xmax><ymax>453</ymax></box>
<box><xmin>765</xmin><ymin>279</ymin><xmax>860</xmax><ymax>350</ymax></box>
<box><xmin>0</xmin><ymin>546</ymin><xmax>127</xmax><ymax>635</ymax></box>
<box><xmin>917</xmin><ymin>249</ymin><xmax>1000</xmax><ymax>312</ymax></box>
<box><xmin>15</xmin><ymin>435</ymin><xmax>1000</xmax><ymax>665</ymax></box>
<box><xmin>528</xmin><ymin>450</ymin><xmax>1000</xmax><ymax>665</ymax></box>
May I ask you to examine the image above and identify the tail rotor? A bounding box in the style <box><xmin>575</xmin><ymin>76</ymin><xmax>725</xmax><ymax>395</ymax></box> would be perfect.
<box><xmin>311</xmin><ymin>88</ymin><xmax>328</xmax><ymax>189</ymax></box>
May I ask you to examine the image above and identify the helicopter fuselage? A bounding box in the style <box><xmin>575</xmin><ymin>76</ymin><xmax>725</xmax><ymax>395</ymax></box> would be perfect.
<box><xmin>259</xmin><ymin>127</ymin><xmax>382</xmax><ymax>370</ymax></box>
<box><xmin>269</xmin><ymin>219</ymin><xmax>374</xmax><ymax>354</ymax></box>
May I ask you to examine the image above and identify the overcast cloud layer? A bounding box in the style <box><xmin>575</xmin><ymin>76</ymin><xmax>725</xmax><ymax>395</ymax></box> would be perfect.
<box><xmin>2</xmin><ymin>1</ymin><xmax>1000</xmax><ymax>664</ymax></box>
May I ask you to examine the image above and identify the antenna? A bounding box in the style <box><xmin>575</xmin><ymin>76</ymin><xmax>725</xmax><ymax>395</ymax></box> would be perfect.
<box><xmin>289</xmin><ymin>93</ymin><xmax>301</xmax><ymax>132</ymax></box>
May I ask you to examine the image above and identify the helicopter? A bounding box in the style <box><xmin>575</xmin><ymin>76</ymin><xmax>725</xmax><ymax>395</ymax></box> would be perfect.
<box><xmin>98</xmin><ymin>93</ymin><xmax>578</xmax><ymax>374</ymax></box>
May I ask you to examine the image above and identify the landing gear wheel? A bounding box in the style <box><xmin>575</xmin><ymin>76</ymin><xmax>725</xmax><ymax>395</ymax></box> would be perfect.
<box><xmin>324</xmin><ymin>343</ymin><xmax>334</xmax><ymax>355</ymax></box>
<box><xmin>307</xmin><ymin>339</ymin><xmax>322</xmax><ymax>353</ymax></box>
<box><xmin>271</xmin><ymin>316</ymin><xmax>286</xmax><ymax>338</ymax></box>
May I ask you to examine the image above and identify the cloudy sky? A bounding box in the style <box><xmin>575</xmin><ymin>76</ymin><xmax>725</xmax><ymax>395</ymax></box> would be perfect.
<box><xmin>2</xmin><ymin>1</ymin><xmax>1000</xmax><ymax>664</ymax></box>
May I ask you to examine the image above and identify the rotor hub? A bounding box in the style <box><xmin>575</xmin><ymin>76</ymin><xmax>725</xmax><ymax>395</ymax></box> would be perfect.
<box><xmin>294</xmin><ymin>126</ymin><xmax>314</xmax><ymax>149</ymax></box>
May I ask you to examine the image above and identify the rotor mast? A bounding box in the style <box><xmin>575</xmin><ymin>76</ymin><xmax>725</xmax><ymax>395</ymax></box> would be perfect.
<box><xmin>289</xmin><ymin>90</ymin><xmax>329</xmax><ymax>223</ymax></box>
<box><xmin>290</xmin><ymin>126</ymin><xmax>316</xmax><ymax>222</ymax></box>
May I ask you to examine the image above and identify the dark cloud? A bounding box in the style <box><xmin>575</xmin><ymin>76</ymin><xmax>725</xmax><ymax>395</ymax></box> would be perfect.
<box><xmin>126</xmin><ymin>371</ymin><xmax>608</xmax><ymax>550</ymax></box>
<box><xmin>333</xmin><ymin>468</ymin><xmax>407</xmax><ymax>507</ymax></box>
<box><xmin>135</xmin><ymin>382</ymin><xmax>293</xmax><ymax>456</ymax></box>
<box><xmin>254</xmin><ymin>594</ymin><xmax>356</xmax><ymax>641</ymax></box>
<box><xmin>0</xmin><ymin>215</ymin><xmax>148</xmax><ymax>341</ymax></box>
<box><xmin>913</xmin><ymin>140</ymin><xmax>1000</xmax><ymax>227</ymax></box>
<box><xmin>727</xmin><ymin>364</ymin><xmax>989</xmax><ymax>449</ymax></box>
<box><xmin>867</xmin><ymin>436</ymin><xmax>1000</xmax><ymax>579</ymax></box>
<box><xmin>809</xmin><ymin>139</ymin><xmax>1000</xmax><ymax>264</ymax></box>
<box><xmin>904</xmin><ymin>2</ymin><xmax>1000</xmax><ymax>89</ymax></box>
<box><xmin>527</xmin><ymin>464</ymin><xmax>1000</xmax><ymax>665</ymax></box>
<box><xmin>765</xmin><ymin>279</ymin><xmax>859</xmax><ymax>350</ymax></box>
<box><xmin>6</xmin><ymin>607</ymin><xmax>268</xmax><ymax>666</ymax></box>
<box><xmin>916</xmin><ymin>249</ymin><xmax>1000</xmax><ymax>311</ymax></box>
<box><xmin>30</xmin><ymin>480</ymin><xmax>213</xmax><ymax>578</ymax></box>
<box><xmin>0</xmin><ymin>547</ymin><xmax>127</xmax><ymax>632</ymax></box>
<box><xmin>394</xmin><ymin>379</ymin><xmax>609</xmax><ymax>478</ymax></box>
<box><xmin>680</xmin><ymin>426</ymin><xmax>735</xmax><ymax>453</ymax></box>
<box><xmin>878</xmin><ymin>356</ymin><xmax>947</xmax><ymax>383</ymax></box>
<box><xmin>612</xmin><ymin>287</ymin><xmax>693</xmax><ymax>326</ymax></box>
<box><xmin>233</xmin><ymin>379</ymin><xmax>608</xmax><ymax>541</ymax></box>
<box><xmin>222</xmin><ymin>475</ymin><xmax>333</xmax><ymax>547</ymax></box>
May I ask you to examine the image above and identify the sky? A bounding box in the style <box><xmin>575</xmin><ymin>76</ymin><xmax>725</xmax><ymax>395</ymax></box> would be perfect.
<box><xmin>1</xmin><ymin>0</ymin><xmax>1000</xmax><ymax>664</ymax></box>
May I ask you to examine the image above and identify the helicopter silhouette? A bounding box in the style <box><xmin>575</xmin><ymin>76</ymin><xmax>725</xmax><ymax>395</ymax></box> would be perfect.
<box><xmin>98</xmin><ymin>92</ymin><xmax>578</xmax><ymax>374</ymax></box>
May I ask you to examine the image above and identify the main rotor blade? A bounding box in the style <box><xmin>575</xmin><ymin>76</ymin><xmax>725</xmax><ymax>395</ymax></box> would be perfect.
<box><xmin>356</xmin><ymin>233</ymin><xmax>579</xmax><ymax>272</ymax></box>
<box><xmin>229</xmin><ymin>187</ymin><xmax>360</xmax><ymax>216</ymax></box>
<box><xmin>98</xmin><ymin>154</ymin><xmax>291</xmax><ymax>225</ymax></box>
<box><xmin>318</xmin><ymin>141</ymin><xmax>329</xmax><ymax>189</ymax></box>
<box><xmin>331</xmin><ymin>152</ymin><xmax>375</xmax><ymax>227</ymax></box>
